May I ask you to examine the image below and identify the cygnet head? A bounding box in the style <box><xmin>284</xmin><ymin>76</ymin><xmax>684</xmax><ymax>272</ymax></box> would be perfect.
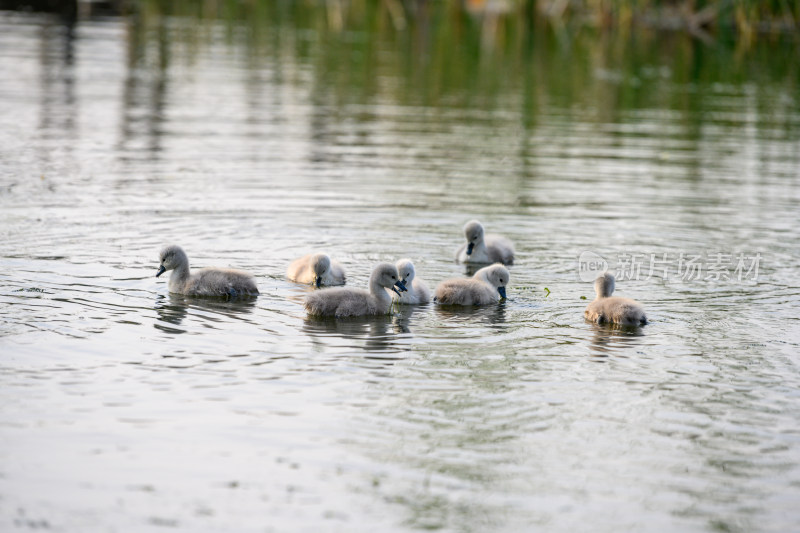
<box><xmin>311</xmin><ymin>253</ymin><xmax>332</xmax><ymax>288</ymax></box>
<box><xmin>157</xmin><ymin>245</ymin><xmax>188</xmax><ymax>277</ymax></box>
<box><xmin>463</xmin><ymin>219</ymin><xmax>485</xmax><ymax>256</ymax></box>
<box><xmin>372</xmin><ymin>262</ymin><xmax>407</xmax><ymax>296</ymax></box>
<box><xmin>396</xmin><ymin>259</ymin><xmax>416</xmax><ymax>286</ymax></box>
<box><xmin>594</xmin><ymin>272</ymin><xmax>616</xmax><ymax>298</ymax></box>
<box><xmin>477</xmin><ymin>263</ymin><xmax>509</xmax><ymax>299</ymax></box>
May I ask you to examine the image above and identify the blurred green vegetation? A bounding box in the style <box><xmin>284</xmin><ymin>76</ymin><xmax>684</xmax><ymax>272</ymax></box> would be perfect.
<box><xmin>128</xmin><ymin>0</ymin><xmax>799</xmax><ymax>45</ymax></box>
<box><xmin>124</xmin><ymin>0</ymin><xmax>798</xmax><ymax>115</ymax></box>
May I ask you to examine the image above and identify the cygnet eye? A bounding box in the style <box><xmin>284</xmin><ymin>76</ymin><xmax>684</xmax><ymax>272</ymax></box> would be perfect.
<box><xmin>392</xmin><ymin>275</ymin><xmax>396</xmax><ymax>280</ymax></box>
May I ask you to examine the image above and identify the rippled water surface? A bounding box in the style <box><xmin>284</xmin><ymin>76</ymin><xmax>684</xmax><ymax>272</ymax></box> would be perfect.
<box><xmin>1</xmin><ymin>7</ymin><xmax>800</xmax><ymax>532</ymax></box>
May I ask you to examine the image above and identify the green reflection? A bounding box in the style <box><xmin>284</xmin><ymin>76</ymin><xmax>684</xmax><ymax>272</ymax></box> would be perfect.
<box><xmin>124</xmin><ymin>0</ymin><xmax>799</xmax><ymax>140</ymax></box>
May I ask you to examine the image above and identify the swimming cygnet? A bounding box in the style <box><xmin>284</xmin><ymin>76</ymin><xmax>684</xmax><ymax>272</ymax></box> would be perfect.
<box><xmin>434</xmin><ymin>263</ymin><xmax>509</xmax><ymax>305</ymax></box>
<box><xmin>393</xmin><ymin>259</ymin><xmax>431</xmax><ymax>305</ymax></box>
<box><xmin>304</xmin><ymin>263</ymin><xmax>407</xmax><ymax>317</ymax></box>
<box><xmin>584</xmin><ymin>272</ymin><xmax>647</xmax><ymax>326</ymax></box>
<box><xmin>455</xmin><ymin>219</ymin><xmax>515</xmax><ymax>265</ymax></box>
<box><xmin>156</xmin><ymin>245</ymin><xmax>259</xmax><ymax>297</ymax></box>
<box><xmin>287</xmin><ymin>253</ymin><xmax>346</xmax><ymax>287</ymax></box>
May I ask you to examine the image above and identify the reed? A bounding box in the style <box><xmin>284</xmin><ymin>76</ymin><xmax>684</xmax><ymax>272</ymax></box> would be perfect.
<box><xmin>121</xmin><ymin>0</ymin><xmax>798</xmax><ymax>120</ymax></box>
<box><xmin>128</xmin><ymin>0</ymin><xmax>798</xmax><ymax>44</ymax></box>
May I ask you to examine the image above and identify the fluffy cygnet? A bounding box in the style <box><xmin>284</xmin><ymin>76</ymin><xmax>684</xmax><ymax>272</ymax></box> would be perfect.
<box><xmin>304</xmin><ymin>263</ymin><xmax>407</xmax><ymax>317</ymax></box>
<box><xmin>393</xmin><ymin>259</ymin><xmax>431</xmax><ymax>305</ymax></box>
<box><xmin>584</xmin><ymin>272</ymin><xmax>647</xmax><ymax>326</ymax></box>
<box><xmin>156</xmin><ymin>245</ymin><xmax>259</xmax><ymax>297</ymax></box>
<box><xmin>287</xmin><ymin>253</ymin><xmax>346</xmax><ymax>287</ymax></box>
<box><xmin>434</xmin><ymin>263</ymin><xmax>509</xmax><ymax>305</ymax></box>
<box><xmin>455</xmin><ymin>220</ymin><xmax>515</xmax><ymax>265</ymax></box>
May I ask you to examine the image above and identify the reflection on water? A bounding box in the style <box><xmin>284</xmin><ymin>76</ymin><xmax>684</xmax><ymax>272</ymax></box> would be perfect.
<box><xmin>586</xmin><ymin>320</ymin><xmax>647</xmax><ymax>358</ymax></box>
<box><xmin>154</xmin><ymin>293</ymin><xmax>257</xmax><ymax>332</ymax></box>
<box><xmin>391</xmin><ymin>304</ymin><xmax>419</xmax><ymax>334</ymax></box>
<box><xmin>303</xmin><ymin>310</ymin><xmax>412</xmax><ymax>354</ymax></box>
<box><xmin>0</xmin><ymin>3</ymin><xmax>799</xmax><ymax>533</ymax></box>
<box><xmin>462</xmin><ymin>262</ymin><xmax>488</xmax><ymax>277</ymax></box>
<box><xmin>434</xmin><ymin>301</ymin><xmax>507</xmax><ymax>327</ymax></box>
<box><xmin>153</xmin><ymin>294</ymin><xmax>187</xmax><ymax>332</ymax></box>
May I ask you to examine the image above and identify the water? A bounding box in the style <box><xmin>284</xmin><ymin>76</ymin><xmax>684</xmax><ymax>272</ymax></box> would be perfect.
<box><xmin>1</xmin><ymin>6</ymin><xmax>800</xmax><ymax>532</ymax></box>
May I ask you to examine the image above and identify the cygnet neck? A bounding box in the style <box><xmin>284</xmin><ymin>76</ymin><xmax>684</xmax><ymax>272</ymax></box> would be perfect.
<box><xmin>595</xmin><ymin>274</ymin><xmax>615</xmax><ymax>299</ymax></box>
<box><xmin>170</xmin><ymin>258</ymin><xmax>191</xmax><ymax>285</ymax></box>
<box><xmin>474</xmin><ymin>268</ymin><xmax>491</xmax><ymax>284</ymax></box>
<box><xmin>369</xmin><ymin>274</ymin><xmax>392</xmax><ymax>305</ymax></box>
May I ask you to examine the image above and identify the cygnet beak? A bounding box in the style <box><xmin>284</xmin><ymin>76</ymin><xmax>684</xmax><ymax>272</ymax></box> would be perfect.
<box><xmin>497</xmin><ymin>286</ymin><xmax>507</xmax><ymax>299</ymax></box>
<box><xmin>391</xmin><ymin>279</ymin><xmax>408</xmax><ymax>296</ymax></box>
<box><xmin>466</xmin><ymin>242</ymin><xmax>474</xmax><ymax>255</ymax></box>
<box><xmin>314</xmin><ymin>276</ymin><xmax>322</xmax><ymax>288</ymax></box>
<box><xmin>156</xmin><ymin>265</ymin><xmax>166</xmax><ymax>278</ymax></box>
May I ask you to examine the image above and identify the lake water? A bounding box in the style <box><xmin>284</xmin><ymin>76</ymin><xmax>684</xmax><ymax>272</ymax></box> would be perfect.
<box><xmin>1</xmin><ymin>5</ymin><xmax>799</xmax><ymax>532</ymax></box>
